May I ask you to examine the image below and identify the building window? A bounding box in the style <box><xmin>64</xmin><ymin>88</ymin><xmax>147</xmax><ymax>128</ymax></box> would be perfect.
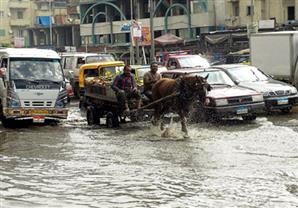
<box><xmin>247</xmin><ymin>6</ymin><xmax>251</xmax><ymax>16</ymax></box>
<box><xmin>0</xmin><ymin>29</ymin><xmax>5</xmax><ymax>37</ymax></box>
<box><xmin>288</xmin><ymin>6</ymin><xmax>295</xmax><ymax>21</ymax></box>
<box><xmin>17</xmin><ymin>11</ymin><xmax>24</xmax><ymax>19</ymax></box>
<box><xmin>232</xmin><ymin>2</ymin><xmax>239</xmax><ymax>17</ymax></box>
<box><xmin>0</xmin><ymin>11</ymin><xmax>4</xmax><ymax>17</ymax></box>
<box><xmin>191</xmin><ymin>0</ymin><xmax>208</xmax><ymax>14</ymax></box>
<box><xmin>37</xmin><ymin>2</ymin><xmax>50</xmax><ymax>11</ymax></box>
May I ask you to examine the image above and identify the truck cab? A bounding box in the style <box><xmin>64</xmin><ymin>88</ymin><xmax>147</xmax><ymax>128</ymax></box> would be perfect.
<box><xmin>0</xmin><ymin>48</ymin><xmax>68</xmax><ymax>126</ymax></box>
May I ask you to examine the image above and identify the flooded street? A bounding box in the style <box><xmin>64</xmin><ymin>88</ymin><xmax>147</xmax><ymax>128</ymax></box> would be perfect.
<box><xmin>1</xmin><ymin>102</ymin><xmax>298</xmax><ymax>208</ymax></box>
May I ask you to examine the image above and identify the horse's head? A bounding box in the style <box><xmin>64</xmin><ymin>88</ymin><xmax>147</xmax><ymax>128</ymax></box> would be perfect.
<box><xmin>180</xmin><ymin>75</ymin><xmax>211</xmax><ymax>104</ymax></box>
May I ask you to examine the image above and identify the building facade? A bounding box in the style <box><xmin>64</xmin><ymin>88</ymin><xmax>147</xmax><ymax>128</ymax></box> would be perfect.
<box><xmin>225</xmin><ymin>0</ymin><xmax>298</xmax><ymax>28</ymax></box>
<box><xmin>0</xmin><ymin>1</ymin><xmax>10</xmax><ymax>46</ymax></box>
<box><xmin>80</xmin><ymin>0</ymin><xmax>226</xmax><ymax>44</ymax></box>
<box><xmin>26</xmin><ymin>0</ymin><xmax>81</xmax><ymax>50</ymax></box>
<box><xmin>79</xmin><ymin>0</ymin><xmax>226</xmax><ymax>59</ymax></box>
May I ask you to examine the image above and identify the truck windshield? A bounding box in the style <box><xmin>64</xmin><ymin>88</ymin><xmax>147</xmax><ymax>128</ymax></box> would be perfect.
<box><xmin>9</xmin><ymin>58</ymin><xmax>63</xmax><ymax>82</ymax></box>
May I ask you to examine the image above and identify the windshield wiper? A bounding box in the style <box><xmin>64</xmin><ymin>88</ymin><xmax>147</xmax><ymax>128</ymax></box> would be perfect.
<box><xmin>34</xmin><ymin>79</ymin><xmax>62</xmax><ymax>84</ymax></box>
<box><xmin>211</xmin><ymin>83</ymin><xmax>233</xmax><ymax>87</ymax></box>
<box><xmin>12</xmin><ymin>78</ymin><xmax>38</xmax><ymax>84</ymax></box>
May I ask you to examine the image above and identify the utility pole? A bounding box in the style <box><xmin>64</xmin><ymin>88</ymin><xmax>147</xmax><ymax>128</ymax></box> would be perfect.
<box><xmin>49</xmin><ymin>0</ymin><xmax>53</xmax><ymax>46</ymax></box>
<box><xmin>135</xmin><ymin>0</ymin><xmax>140</xmax><ymax>64</ymax></box>
<box><xmin>251</xmin><ymin>0</ymin><xmax>254</xmax><ymax>27</ymax></box>
<box><xmin>130</xmin><ymin>0</ymin><xmax>135</xmax><ymax>65</ymax></box>
<box><xmin>150</xmin><ymin>0</ymin><xmax>155</xmax><ymax>62</ymax></box>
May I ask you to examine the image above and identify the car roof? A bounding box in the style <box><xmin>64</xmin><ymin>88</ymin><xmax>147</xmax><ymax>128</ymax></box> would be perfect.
<box><xmin>210</xmin><ymin>64</ymin><xmax>251</xmax><ymax>70</ymax></box>
<box><xmin>168</xmin><ymin>54</ymin><xmax>202</xmax><ymax>58</ymax></box>
<box><xmin>80</xmin><ymin>61</ymin><xmax>125</xmax><ymax>69</ymax></box>
<box><xmin>60</xmin><ymin>52</ymin><xmax>109</xmax><ymax>57</ymax></box>
<box><xmin>161</xmin><ymin>67</ymin><xmax>219</xmax><ymax>74</ymax></box>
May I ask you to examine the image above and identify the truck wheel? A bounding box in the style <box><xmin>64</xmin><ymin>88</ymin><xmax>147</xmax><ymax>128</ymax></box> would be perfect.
<box><xmin>242</xmin><ymin>115</ymin><xmax>257</xmax><ymax>121</ymax></box>
<box><xmin>1</xmin><ymin>117</ymin><xmax>14</xmax><ymax>128</ymax></box>
<box><xmin>106</xmin><ymin>112</ymin><xmax>119</xmax><ymax>128</ymax></box>
<box><xmin>86</xmin><ymin>106</ymin><xmax>100</xmax><ymax>125</ymax></box>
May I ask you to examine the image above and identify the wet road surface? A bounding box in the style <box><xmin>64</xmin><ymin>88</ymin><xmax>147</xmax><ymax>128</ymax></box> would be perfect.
<box><xmin>1</xmin><ymin>103</ymin><xmax>298</xmax><ymax>208</ymax></box>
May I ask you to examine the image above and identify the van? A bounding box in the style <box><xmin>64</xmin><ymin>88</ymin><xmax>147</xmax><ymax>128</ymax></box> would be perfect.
<box><xmin>0</xmin><ymin>48</ymin><xmax>68</xmax><ymax>127</ymax></box>
<box><xmin>61</xmin><ymin>52</ymin><xmax>115</xmax><ymax>97</ymax></box>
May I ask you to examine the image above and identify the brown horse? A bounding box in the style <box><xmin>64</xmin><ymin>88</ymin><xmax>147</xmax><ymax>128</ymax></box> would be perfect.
<box><xmin>151</xmin><ymin>75</ymin><xmax>211</xmax><ymax>136</ymax></box>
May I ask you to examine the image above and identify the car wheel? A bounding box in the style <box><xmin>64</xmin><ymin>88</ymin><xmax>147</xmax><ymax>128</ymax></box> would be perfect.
<box><xmin>280</xmin><ymin>107</ymin><xmax>292</xmax><ymax>114</ymax></box>
<box><xmin>242</xmin><ymin>115</ymin><xmax>257</xmax><ymax>121</ymax></box>
<box><xmin>189</xmin><ymin>103</ymin><xmax>208</xmax><ymax>123</ymax></box>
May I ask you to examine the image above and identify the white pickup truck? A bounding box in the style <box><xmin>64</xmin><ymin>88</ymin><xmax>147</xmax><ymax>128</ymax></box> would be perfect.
<box><xmin>0</xmin><ymin>48</ymin><xmax>68</xmax><ymax>127</ymax></box>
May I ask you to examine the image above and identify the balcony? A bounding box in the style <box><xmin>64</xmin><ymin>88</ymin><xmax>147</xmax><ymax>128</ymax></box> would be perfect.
<box><xmin>10</xmin><ymin>19</ymin><xmax>30</xmax><ymax>27</ymax></box>
<box><xmin>9</xmin><ymin>0</ymin><xmax>30</xmax><ymax>9</ymax></box>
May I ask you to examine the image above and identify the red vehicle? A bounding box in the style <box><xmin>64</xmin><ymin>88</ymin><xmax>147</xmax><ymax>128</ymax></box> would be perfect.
<box><xmin>165</xmin><ymin>54</ymin><xmax>210</xmax><ymax>70</ymax></box>
<box><xmin>161</xmin><ymin>68</ymin><xmax>265</xmax><ymax>121</ymax></box>
<box><xmin>65</xmin><ymin>79</ymin><xmax>74</xmax><ymax>102</ymax></box>
<box><xmin>156</xmin><ymin>50</ymin><xmax>191</xmax><ymax>66</ymax></box>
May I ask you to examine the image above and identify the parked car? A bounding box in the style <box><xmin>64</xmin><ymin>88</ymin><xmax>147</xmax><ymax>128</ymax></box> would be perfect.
<box><xmin>218</xmin><ymin>64</ymin><xmax>298</xmax><ymax>113</ymax></box>
<box><xmin>211</xmin><ymin>49</ymin><xmax>250</xmax><ymax>66</ymax></box>
<box><xmin>166</xmin><ymin>54</ymin><xmax>210</xmax><ymax>70</ymax></box>
<box><xmin>161</xmin><ymin>68</ymin><xmax>265</xmax><ymax>121</ymax></box>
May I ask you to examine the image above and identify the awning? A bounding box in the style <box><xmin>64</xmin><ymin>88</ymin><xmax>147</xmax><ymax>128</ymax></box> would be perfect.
<box><xmin>36</xmin><ymin>16</ymin><xmax>52</xmax><ymax>26</ymax></box>
<box><xmin>154</xmin><ymin>33</ymin><xmax>184</xmax><ymax>46</ymax></box>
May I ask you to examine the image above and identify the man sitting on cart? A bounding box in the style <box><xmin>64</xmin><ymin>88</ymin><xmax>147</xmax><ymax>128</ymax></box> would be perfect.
<box><xmin>143</xmin><ymin>61</ymin><xmax>161</xmax><ymax>101</ymax></box>
<box><xmin>112</xmin><ymin>65</ymin><xmax>141</xmax><ymax>113</ymax></box>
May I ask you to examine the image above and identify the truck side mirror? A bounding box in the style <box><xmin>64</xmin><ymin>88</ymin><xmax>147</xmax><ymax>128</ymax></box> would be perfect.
<box><xmin>0</xmin><ymin>67</ymin><xmax>7</xmax><ymax>78</ymax></box>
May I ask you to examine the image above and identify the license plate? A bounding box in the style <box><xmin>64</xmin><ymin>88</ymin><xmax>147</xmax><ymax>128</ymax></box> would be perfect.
<box><xmin>30</xmin><ymin>109</ymin><xmax>49</xmax><ymax>115</ymax></box>
<box><xmin>236</xmin><ymin>106</ymin><xmax>248</xmax><ymax>114</ymax></box>
<box><xmin>277</xmin><ymin>98</ymin><xmax>288</xmax><ymax>105</ymax></box>
<box><xmin>33</xmin><ymin>116</ymin><xmax>45</xmax><ymax>123</ymax></box>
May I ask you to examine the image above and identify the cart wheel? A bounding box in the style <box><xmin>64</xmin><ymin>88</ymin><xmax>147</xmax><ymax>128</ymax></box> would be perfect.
<box><xmin>106</xmin><ymin>112</ymin><xmax>119</xmax><ymax>128</ymax></box>
<box><xmin>87</xmin><ymin>106</ymin><xmax>100</xmax><ymax>125</ymax></box>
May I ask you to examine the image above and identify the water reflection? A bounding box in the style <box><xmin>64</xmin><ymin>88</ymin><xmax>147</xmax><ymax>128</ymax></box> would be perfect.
<box><xmin>1</xmin><ymin>110</ymin><xmax>298</xmax><ymax>207</ymax></box>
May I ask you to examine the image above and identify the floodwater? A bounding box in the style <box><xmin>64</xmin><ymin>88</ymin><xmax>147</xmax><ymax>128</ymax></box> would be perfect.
<box><xmin>1</xmin><ymin>104</ymin><xmax>298</xmax><ymax>208</ymax></box>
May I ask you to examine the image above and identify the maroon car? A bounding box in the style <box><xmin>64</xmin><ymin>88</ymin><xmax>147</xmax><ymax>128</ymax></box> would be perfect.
<box><xmin>161</xmin><ymin>68</ymin><xmax>265</xmax><ymax>121</ymax></box>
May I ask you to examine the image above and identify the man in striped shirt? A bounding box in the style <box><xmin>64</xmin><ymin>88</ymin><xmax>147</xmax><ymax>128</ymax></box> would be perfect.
<box><xmin>112</xmin><ymin>65</ymin><xmax>141</xmax><ymax>113</ymax></box>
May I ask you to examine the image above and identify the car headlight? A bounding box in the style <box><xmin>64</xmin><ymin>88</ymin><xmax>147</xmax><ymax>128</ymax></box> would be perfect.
<box><xmin>215</xmin><ymin>98</ymin><xmax>228</xmax><ymax>106</ymax></box>
<box><xmin>252</xmin><ymin>94</ymin><xmax>264</xmax><ymax>102</ymax></box>
<box><xmin>291</xmin><ymin>87</ymin><xmax>298</xmax><ymax>94</ymax></box>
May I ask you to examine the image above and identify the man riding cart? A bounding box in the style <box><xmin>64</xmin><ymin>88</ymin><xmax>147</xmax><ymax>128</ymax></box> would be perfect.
<box><xmin>111</xmin><ymin>65</ymin><xmax>142</xmax><ymax>113</ymax></box>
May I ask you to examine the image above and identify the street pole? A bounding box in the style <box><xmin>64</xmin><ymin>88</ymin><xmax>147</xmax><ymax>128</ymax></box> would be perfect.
<box><xmin>130</xmin><ymin>0</ymin><xmax>135</xmax><ymax>65</ymax></box>
<box><xmin>49</xmin><ymin>0</ymin><xmax>53</xmax><ymax>46</ymax></box>
<box><xmin>150</xmin><ymin>0</ymin><xmax>155</xmax><ymax>62</ymax></box>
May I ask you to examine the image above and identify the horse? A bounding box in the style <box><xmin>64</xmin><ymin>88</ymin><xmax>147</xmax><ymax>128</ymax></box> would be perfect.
<box><xmin>151</xmin><ymin>75</ymin><xmax>211</xmax><ymax>136</ymax></box>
